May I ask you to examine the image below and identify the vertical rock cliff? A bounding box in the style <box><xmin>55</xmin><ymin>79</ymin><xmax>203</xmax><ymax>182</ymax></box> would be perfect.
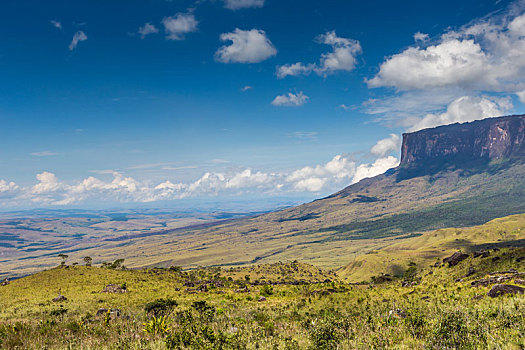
<box><xmin>399</xmin><ymin>115</ymin><xmax>525</xmax><ymax>167</ymax></box>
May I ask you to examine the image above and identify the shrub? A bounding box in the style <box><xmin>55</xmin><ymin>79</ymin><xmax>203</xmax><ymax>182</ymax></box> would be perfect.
<box><xmin>143</xmin><ymin>315</ymin><xmax>171</xmax><ymax>336</ymax></box>
<box><xmin>145</xmin><ymin>298</ymin><xmax>178</xmax><ymax>317</ymax></box>
<box><xmin>260</xmin><ymin>284</ymin><xmax>274</xmax><ymax>297</ymax></box>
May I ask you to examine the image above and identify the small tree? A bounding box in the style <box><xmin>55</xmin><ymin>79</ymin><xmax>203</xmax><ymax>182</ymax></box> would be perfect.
<box><xmin>58</xmin><ymin>254</ymin><xmax>69</xmax><ymax>266</ymax></box>
<box><xmin>83</xmin><ymin>256</ymin><xmax>92</xmax><ymax>267</ymax></box>
<box><xmin>110</xmin><ymin>259</ymin><xmax>125</xmax><ymax>269</ymax></box>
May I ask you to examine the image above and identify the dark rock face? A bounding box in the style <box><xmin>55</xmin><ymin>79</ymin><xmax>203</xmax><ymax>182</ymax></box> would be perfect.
<box><xmin>487</xmin><ymin>284</ymin><xmax>525</xmax><ymax>298</ymax></box>
<box><xmin>443</xmin><ymin>251</ymin><xmax>469</xmax><ymax>267</ymax></box>
<box><xmin>400</xmin><ymin>115</ymin><xmax>525</xmax><ymax>167</ymax></box>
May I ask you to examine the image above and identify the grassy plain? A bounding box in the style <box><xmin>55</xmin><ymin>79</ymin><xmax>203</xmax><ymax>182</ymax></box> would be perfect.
<box><xmin>1</xmin><ymin>246</ymin><xmax>525</xmax><ymax>349</ymax></box>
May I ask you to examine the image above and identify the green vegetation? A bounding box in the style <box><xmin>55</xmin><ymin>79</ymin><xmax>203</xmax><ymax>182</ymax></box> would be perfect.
<box><xmin>341</xmin><ymin>212</ymin><xmax>525</xmax><ymax>281</ymax></box>
<box><xmin>1</xmin><ymin>247</ymin><xmax>525</xmax><ymax>349</ymax></box>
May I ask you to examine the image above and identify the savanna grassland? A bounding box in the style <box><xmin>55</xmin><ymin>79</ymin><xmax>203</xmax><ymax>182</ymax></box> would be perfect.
<box><xmin>1</xmin><ymin>244</ymin><xmax>525</xmax><ymax>349</ymax></box>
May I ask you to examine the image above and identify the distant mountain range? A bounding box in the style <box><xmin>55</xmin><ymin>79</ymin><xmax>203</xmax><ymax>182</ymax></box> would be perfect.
<box><xmin>3</xmin><ymin>115</ymin><xmax>525</xmax><ymax>280</ymax></box>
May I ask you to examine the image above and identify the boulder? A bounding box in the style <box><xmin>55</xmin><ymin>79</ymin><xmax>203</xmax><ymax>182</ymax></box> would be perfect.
<box><xmin>465</xmin><ymin>267</ymin><xmax>476</xmax><ymax>277</ymax></box>
<box><xmin>258</xmin><ymin>296</ymin><xmax>267</xmax><ymax>302</ymax></box>
<box><xmin>96</xmin><ymin>308</ymin><xmax>121</xmax><ymax>317</ymax></box>
<box><xmin>101</xmin><ymin>284</ymin><xmax>126</xmax><ymax>293</ymax></box>
<box><xmin>443</xmin><ymin>252</ymin><xmax>469</xmax><ymax>267</ymax></box>
<box><xmin>473</xmin><ymin>250</ymin><xmax>490</xmax><ymax>258</ymax></box>
<box><xmin>52</xmin><ymin>293</ymin><xmax>67</xmax><ymax>302</ymax></box>
<box><xmin>487</xmin><ymin>284</ymin><xmax>525</xmax><ymax>298</ymax></box>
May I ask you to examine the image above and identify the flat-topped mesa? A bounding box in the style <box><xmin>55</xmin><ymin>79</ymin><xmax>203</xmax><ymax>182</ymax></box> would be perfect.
<box><xmin>399</xmin><ymin>115</ymin><xmax>525</xmax><ymax>167</ymax></box>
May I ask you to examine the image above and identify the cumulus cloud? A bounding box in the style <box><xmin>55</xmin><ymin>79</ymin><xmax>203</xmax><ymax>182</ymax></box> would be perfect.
<box><xmin>287</xmin><ymin>155</ymin><xmax>357</xmax><ymax>192</ymax></box>
<box><xmin>277</xmin><ymin>31</ymin><xmax>361</xmax><ymax>78</ymax></box>
<box><xmin>138</xmin><ymin>23</ymin><xmax>159</xmax><ymax>39</ymax></box>
<box><xmin>0</xmin><ymin>149</ymin><xmax>401</xmax><ymax>207</ymax></box>
<box><xmin>408</xmin><ymin>95</ymin><xmax>512</xmax><ymax>132</ymax></box>
<box><xmin>271</xmin><ymin>92</ymin><xmax>309</xmax><ymax>107</ymax></box>
<box><xmin>352</xmin><ymin>156</ymin><xmax>399</xmax><ymax>184</ymax></box>
<box><xmin>162</xmin><ymin>13</ymin><xmax>198</xmax><ymax>40</ymax></box>
<box><xmin>369</xmin><ymin>9</ymin><xmax>525</xmax><ymax>91</ymax></box>
<box><xmin>223</xmin><ymin>0</ymin><xmax>265</xmax><ymax>10</ymax></box>
<box><xmin>0</xmin><ymin>180</ymin><xmax>19</xmax><ymax>194</ymax></box>
<box><xmin>69</xmin><ymin>31</ymin><xmax>87</xmax><ymax>50</ymax></box>
<box><xmin>370</xmin><ymin>134</ymin><xmax>401</xmax><ymax>157</ymax></box>
<box><xmin>215</xmin><ymin>29</ymin><xmax>277</xmax><ymax>63</ymax></box>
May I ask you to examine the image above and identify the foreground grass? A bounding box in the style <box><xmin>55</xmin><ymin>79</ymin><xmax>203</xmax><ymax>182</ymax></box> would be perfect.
<box><xmin>1</xmin><ymin>250</ymin><xmax>525</xmax><ymax>349</ymax></box>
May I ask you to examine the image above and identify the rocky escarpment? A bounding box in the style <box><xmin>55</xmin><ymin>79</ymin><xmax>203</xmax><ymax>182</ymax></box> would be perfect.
<box><xmin>400</xmin><ymin>115</ymin><xmax>525</xmax><ymax>167</ymax></box>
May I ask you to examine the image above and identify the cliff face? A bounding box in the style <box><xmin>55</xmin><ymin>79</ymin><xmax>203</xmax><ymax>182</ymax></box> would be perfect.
<box><xmin>400</xmin><ymin>115</ymin><xmax>525</xmax><ymax>167</ymax></box>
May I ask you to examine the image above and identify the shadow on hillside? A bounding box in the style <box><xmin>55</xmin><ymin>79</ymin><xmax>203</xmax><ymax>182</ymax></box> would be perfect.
<box><xmin>442</xmin><ymin>238</ymin><xmax>525</xmax><ymax>253</ymax></box>
<box><xmin>395</xmin><ymin>157</ymin><xmax>520</xmax><ymax>182</ymax></box>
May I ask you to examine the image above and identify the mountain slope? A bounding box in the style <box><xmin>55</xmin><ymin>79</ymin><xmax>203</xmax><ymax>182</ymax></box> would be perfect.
<box><xmin>4</xmin><ymin>115</ymin><xmax>525</xmax><ymax>277</ymax></box>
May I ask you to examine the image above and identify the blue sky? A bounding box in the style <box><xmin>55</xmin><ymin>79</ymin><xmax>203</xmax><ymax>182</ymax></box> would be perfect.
<box><xmin>1</xmin><ymin>0</ymin><xmax>525</xmax><ymax>209</ymax></box>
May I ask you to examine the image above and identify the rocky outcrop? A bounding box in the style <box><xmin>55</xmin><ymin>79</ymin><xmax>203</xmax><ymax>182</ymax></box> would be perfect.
<box><xmin>443</xmin><ymin>251</ymin><xmax>469</xmax><ymax>267</ymax></box>
<box><xmin>487</xmin><ymin>284</ymin><xmax>525</xmax><ymax>297</ymax></box>
<box><xmin>101</xmin><ymin>284</ymin><xmax>127</xmax><ymax>293</ymax></box>
<box><xmin>400</xmin><ymin>115</ymin><xmax>525</xmax><ymax>167</ymax></box>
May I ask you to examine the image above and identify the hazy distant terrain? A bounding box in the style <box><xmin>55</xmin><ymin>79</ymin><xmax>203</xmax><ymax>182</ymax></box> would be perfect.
<box><xmin>0</xmin><ymin>209</ymin><xmax>256</xmax><ymax>278</ymax></box>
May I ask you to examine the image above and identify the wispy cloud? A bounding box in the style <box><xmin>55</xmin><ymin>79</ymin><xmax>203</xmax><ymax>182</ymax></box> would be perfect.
<box><xmin>50</xmin><ymin>20</ymin><xmax>62</xmax><ymax>30</ymax></box>
<box><xmin>223</xmin><ymin>0</ymin><xmax>265</xmax><ymax>10</ymax></box>
<box><xmin>138</xmin><ymin>23</ymin><xmax>159</xmax><ymax>39</ymax></box>
<box><xmin>277</xmin><ymin>31</ymin><xmax>362</xmax><ymax>78</ymax></box>
<box><xmin>31</xmin><ymin>151</ymin><xmax>60</xmax><ymax>157</ymax></box>
<box><xmin>69</xmin><ymin>31</ymin><xmax>87</xmax><ymax>50</ymax></box>
<box><xmin>288</xmin><ymin>131</ymin><xmax>318</xmax><ymax>140</ymax></box>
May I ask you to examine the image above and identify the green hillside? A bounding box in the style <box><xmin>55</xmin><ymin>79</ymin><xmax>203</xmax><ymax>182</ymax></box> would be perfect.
<box><xmin>1</xmin><ymin>246</ymin><xmax>525</xmax><ymax>349</ymax></box>
<box><xmin>341</xmin><ymin>213</ymin><xmax>525</xmax><ymax>281</ymax></box>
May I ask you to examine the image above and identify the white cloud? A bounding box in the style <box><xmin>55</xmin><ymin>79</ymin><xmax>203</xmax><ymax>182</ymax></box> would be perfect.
<box><xmin>408</xmin><ymin>95</ymin><xmax>512</xmax><ymax>132</ymax></box>
<box><xmin>69</xmin><ymin>31</ymin><xmax>87</xmax><ymax>50</ymax></box>
<box><xmin>413</xmin><ymin>32</ymin><xmax>429</xmax><ymax>42</ymax></box>
<box><xmin>241</xmin><ymin>85</ymin><xmax>252</xmax><ymax>92</ymax></box>
<box><xmin>352</xmin><ymin>156</ymin><xmax>399</xmax><ymax>184</ymax></box>
<box><xmin>215</xmin><ymin>29</ymin><xmax>277</xmax><ymax>63</ymax></box>
<box><xmin>368</xmin><ymin>10</ymin><xmax>525</xmax><ymax>92</ymax></box>
<box><xmin>516</xmin><ymin>90</ymin><xmax>525</xmax><ymax>103</ymax></box>
<box><xmin>223</xmin><ymin>0</ymin><xmax>265</xmax><ymax>10</ymax></box>
<box><xmin>271</xmin><ymin>92</ymin><xmax>309</xmax><ymax>107</ymax></box>
<box><xmin>368</xmin><ymin>39</ymin><xmax>489</xmax><ymax>90</ymax></box>
<box><xmin>138</xmin><ymin>23</ymin><xmax>159</xmax><ymax>39</ymax></box>
<box><xmin>31</xmin><ymin>172</ymin><xmax>63</xmax><ymax>195</ymax></box>
<box><xmin>0</xmin><ymin>150</ymin><xmax>401</xmax><ymax>206</ymax></box>
<box><xmin>286</xmin><ymin>155</ymin><xmax>357</xmax><ymax>192</ymax></box>
<box><xmin>277</xmin><ymin>62</ymin><xmax>315</xmax><ymax>78</ymax></box>
<box><xmin>370</xmin><ymin>134</ymin><xmax>401</xmax><ymax>157</ymax></box>
<box><xmin>277</xmin><ymin>31</ymin><xmax>361</xmax><ymax>78</ymax></box>
<box><xmin>162</xmin><ymin>13</ymin><xmax>198</xmax><ymax>41</ymax></box>
<box><xmin>0</xmin><ymin>180</ymin><xmax>18</xmax><ymax>193</ymax></box>
<box><xmin>50</xmin><ymin>20</ymin><xmax>62</xmax><ymax>30</ymax></box>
